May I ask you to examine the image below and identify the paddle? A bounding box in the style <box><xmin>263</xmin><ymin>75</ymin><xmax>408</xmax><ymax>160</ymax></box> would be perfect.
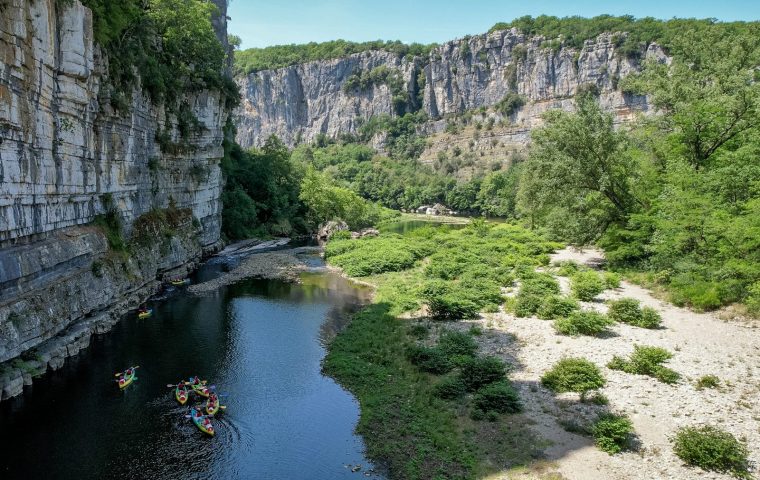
<box><xmin>114</xmin><ymin>366</ymin><xmax>140</xmax><ymax>377</ymax></box>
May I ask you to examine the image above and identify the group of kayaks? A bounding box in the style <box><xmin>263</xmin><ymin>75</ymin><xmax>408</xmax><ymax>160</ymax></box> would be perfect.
<box><xmin>135</xmin><ymin>278</ymin><xmax>191</xmax><ymax>319</ymax></box>
<box><xmin>114</xmin><ymin>367</ymin><xmax>225</xmax><ymax>437</ymax></box>
<box><xmin>173</xmin><ymin>376</ymin><xmax>226</xmax><ymax>436</ymax></box>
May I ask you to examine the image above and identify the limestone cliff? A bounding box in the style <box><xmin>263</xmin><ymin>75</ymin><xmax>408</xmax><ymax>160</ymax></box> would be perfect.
<box><xmin>0</xmin><ymin>0</ymin><xmax>231</xmax><ymax>399</ymax></box>
<box><xmin>236</xmin><ymin>29</ymin><xmax>666</xmax><ymax>148</ymax></box>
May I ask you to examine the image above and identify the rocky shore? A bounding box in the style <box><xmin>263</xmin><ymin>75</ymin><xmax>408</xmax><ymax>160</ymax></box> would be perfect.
<box><xmin>188</xmin><ymin>246</ymin><xmax>323</xmax><ymax>294</ymax></box>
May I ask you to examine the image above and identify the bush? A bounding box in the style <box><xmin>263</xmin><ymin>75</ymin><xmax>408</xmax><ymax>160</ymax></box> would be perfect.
<box><xmin>514</xmin><ymin>293</ymin><xmax>544</xmax><ymax>317</ymax></box>
<box><xmin>541</xmin><ymin>358</ymin><xmax>606</xmax><ymax>398</ymax></box>
<box><xmin>473</xmin><ymin>381</ymin><xmax>522</xmax><ymax>414</ymax></box>
<box><xmin>538</xmin><ymin>295</ymin><xmax>579</xmax><ymax>319</ymax></box>
<box><xmin>554</xmin><ymin>310</ymin><xmax>613</xmax><ymax>336</ymax></box>
<box><xmin>520</xmin><ymin>273</ymin><xmax>560</xmax><ymax>296</ymax></box>
<box><xmin>406</xmin><ymin>346</ymin><xmax>452</xmax><ymax>374</ymax></box>
<box><xmin>433</xmin><ymin>376</ymin><xmax>467</xmax><ymax>399</ymax></box>
<box><xmin>603</xmin><ymin>271</ymin><xmax>622</xmax><ymax>289</ymax></box>
<box><xmin>555</xmin><ymin>260</ymin><xmax>583</xmax><ymax>276</ymax></box>
<box><xmin>638</xmin><ymin>307</ymin><xmax>663</xmax><ymax>329</ymax></box>
<box><xmin>608</xmin><ymin>345</ymin><xmax>680</xmax><ymax>384</ymax></box>
<box><xmin>438</xmin><ymin>330</ymin><xmax>478</xmax><ymax>358</ymax></box>
<box><xmin>696</xmin><ymin>375</ymin><xmax>721</xmax><ymax>390</ymax></box>
<box><xmin>592</xmin><ymin>413</ymin><xmax>634</xmax><ymax>454</ymax></box>
<box><xmin>672</xmin><ymin>426</ymin><xmax>750</xmax><ymax>478</ymax></box>
<box><xmin>427</xmin><ymin>294</ymin><xmax>480</xmax><ymax>321</ymax></box>
<box><xmin>606</xmin><ymin>299</ymin><xmax>662</xmax><ymax>329</ymax></box>
<box><xmin>606</xmin><ymin>298</ymin><xmax>642</xmax><ymax>324</ymax></box>
<box><xmin>460</xmin><ymin>356</ymin><xmax>507</xmax><ymax>392</ymax></box>
<box><xmin>571</xmin><ymin>271</ymin><xmax>606</xmax><ymax>301</ymax></box>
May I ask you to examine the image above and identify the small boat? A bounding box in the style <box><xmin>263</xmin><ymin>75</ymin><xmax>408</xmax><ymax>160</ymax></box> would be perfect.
<box><xmin>175</xmin><ymin>382</ymin><xmax>189</xmax><ymax>405</ymax></box>
<box><xmin>138</xmin><ymin>309</ymin><xmax>153</xmax><ymax>319</ymax></box>
<box><xmin>205</xmin><ymin>393</ymin><xmax>224</xmax><ymax>416</ymax></box>
<box><xmin>190</xmin><ymin>408</ymin><xmax>215</xmax><ymax>436</ymax></box>
<box><xmin>117</xmin><ymin>367</ymin><xmax>138</xmax><ymax>389</ymax></box>
<box><xmin>170</xmin><ymin>278</ymin><xmax>190</xmax><ymax>286</ymax></box>
<box><xmin>188</xmin><ymin>377</ymin><xmax>210</xmax><ymax>398</ymax></box>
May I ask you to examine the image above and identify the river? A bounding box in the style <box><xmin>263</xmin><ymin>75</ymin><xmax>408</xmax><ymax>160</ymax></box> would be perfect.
<box><xmin>0</xmin><ymin>253</ymin><xmax>382</xmax><ymax>479</ymax></box>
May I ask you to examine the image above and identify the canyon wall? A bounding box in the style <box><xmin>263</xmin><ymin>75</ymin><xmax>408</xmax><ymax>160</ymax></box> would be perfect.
<box><xmin>236</xmin><ymin>29</ymin><xmax>667</xmax><ymax>149</ymax></box>
<box><xmin>0</xmin><ymin>0</ymin><xmax>231</xmax><ymax>398</ymax></box>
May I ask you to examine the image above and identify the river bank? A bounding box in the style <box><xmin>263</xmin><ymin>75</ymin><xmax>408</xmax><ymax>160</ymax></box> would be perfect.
<box><xmin>320</xmin><ymin>223</ymin><xmax>759</xmax><ymax>480</ymax></box>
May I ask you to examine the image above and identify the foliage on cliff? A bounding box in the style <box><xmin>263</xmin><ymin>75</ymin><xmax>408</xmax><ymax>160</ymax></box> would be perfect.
<box><xmin>489</xmin><ymin>15</ymin><xmax>759</xmax><ymax>56</ymax></box>
<box><xmin>73</xmin><ymin>0</ymin><xmax>238</xmax><ymax>109</ymax></box>
<box><xmin>234</xmin><ymin>39</ymin><xmax>436</xmax><ymax>74</ymax></box>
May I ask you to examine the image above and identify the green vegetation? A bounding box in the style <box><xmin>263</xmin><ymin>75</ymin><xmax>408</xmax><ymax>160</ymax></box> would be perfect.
<box><xmin>570</xmin><ymin>270</ymin><xmax>606</xmax><ymax>301</ymax></box>
<box><xmin>324</xmin><ymin>222</ymin><xmax>558</xmax><ymax>477</ymax></box>
<box><xmin>608</xmin><ymin>345</ymin><xmax>680</xmax><ymax>384</ymax></box>
<box><xmin>495</xmin><ymin>93</ymin><xmax>526</xmax><ymax>116</ymax></box>
<box><xmin>672</xmin><ymin>426</ymin><xmax>751</xmax><ymax>478</ymax></box>
<box><xmin>541</xmin><ymin>358</ymin><xmax>606</xmax><ymax>399</ymax></box>
<box><xmin>235</xmin><ymin>39</ymin><xmax>437</xmax><ymax>74</ymax></box>
<box><xmin>592</xmin><ymin>413</ymin><xmax>634</xmax><ymax>454</ymax></box>
<box><xmin>518</xmin><ymin>25</ymin><xmax>760</xmax><ymax>313</ymax></box>
<box><xmin>489</xmin><ymin>15</ymin><xmax>757</xmax><ymax>57</ymax></box>
<box><xmin>553</xmin><ymin>310</ymin><xmax>613</xmax><ymax>336</ymax></box>
<box><xmin>537</xmin><ymin>295</ymin><xmax>579</xmax><ymax>320</ymax></box>
<box><xmin>607</xmin><ymin>299</ymin><xmax>662</xmax><ymax>328</ymax></box>
<box><xmin>695</xmin><ymin>375</ymin><xmax>721</xmax><ymax>391</ymax></box>
<box><xmin>76</xmin><ymin>0</ymin><xmax>237</xmax><ymax>110</ymax></box>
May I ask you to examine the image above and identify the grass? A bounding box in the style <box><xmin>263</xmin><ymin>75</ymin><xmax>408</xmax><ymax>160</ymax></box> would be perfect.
<box><xmin>606</xmin><ymin>298</ymin><xmax>662</xmax><ymax>329</ymax></box>
<box><xmin>541</xmin><ymin>358</ymin><xmax>606</xmax><ymax>399</ymax></box>
<box><xmin>324</xmin><ymin>222</ymin><xmax>562</xmax><ymax>478</ymax></box>
<box><xmin>695</xmin><ymin>375</ymin><xmax>721</xmax><ymax>390</ymax></box>
<box><xmin>592</xmin><ymin>413</ymin><xmax>634</xmax><ymax>454</ymax></box>
<box><xmin>553</xmin><ymin>310</ymin><xmax>613</xmax><ymax>336</ymax></box>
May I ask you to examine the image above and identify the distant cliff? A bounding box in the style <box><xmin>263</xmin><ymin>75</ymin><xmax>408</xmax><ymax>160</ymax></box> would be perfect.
<box><xmin>235</xmin><ymin>29</ymin><xmax>667</xmax><ymax>148</ymax></box>
<box><xmin>0</xmin><ymin>0</ymin><xmax>232</xmax><ymax>399</ymax></box>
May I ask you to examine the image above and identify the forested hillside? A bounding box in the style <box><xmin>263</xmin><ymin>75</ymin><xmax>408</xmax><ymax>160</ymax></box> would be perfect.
<box><xmin>223</xmin><ymin>16</ymin><xmax>760</xmax><ymax>315</ymax></box>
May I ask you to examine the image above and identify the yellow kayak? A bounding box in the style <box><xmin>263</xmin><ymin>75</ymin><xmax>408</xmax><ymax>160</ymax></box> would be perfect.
<box><xmin>138</xmin><ymin>309</ymin><xmax>152</xmax><ymax>319</ymax></box>
<box><xmin>117</xmin><ymin>367</ymin><xmax>138</xmax><ymax>389</ymax></box>
<box><xmin>190</xmin><ymin>408</ymin><xmax>215</xmax><ymax>436</ymax></box>
<box><xmin>206</xmin><ymin>393</ymin><xmax>225</xmax><ymax>416</ymax></box>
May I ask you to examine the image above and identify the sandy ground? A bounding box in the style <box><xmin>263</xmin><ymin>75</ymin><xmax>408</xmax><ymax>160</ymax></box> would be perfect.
<box><xmin>463</xmin><ymin>247</ymin><xmax>760</xmax><ymax>480</ymax></box>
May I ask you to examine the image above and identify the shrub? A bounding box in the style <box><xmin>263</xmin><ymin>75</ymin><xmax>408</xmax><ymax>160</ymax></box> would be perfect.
<box><xmin>433</xmin><ymin>376</ymin><xmax>467</xmax><ymax>400</ymax></box>
<box><xmin>608</xmin><ymin>345</ymin><xmax>680</xmax><ymax>384</ymax></box>
<box><xmin>514</xmin><ymin>293</ymin><xmax>543</xmax><ymax>317</ymax></box>
<box><xmin>541</xmin><ymin>358</ymin><xmax>606</xmax><ymax>398</ymax></box>
<box><xmin>606</xmin><ymin>299</ymin><xmax>662</xmax><ymax>329</ymax></box>
<box><xmin>438</xmin><ymin>330</ymin><xmax>478</xmax><ymax>358</ymax></box>
<box><xmin>603</xmin><ymin>271</ymin><xmax>622</xmax><ymax>289</ymax></box>
<box><xmin>746</xmin><ymin>281</ymin><xmax>760</xmax><ymax>316</ymax></box>
<box><xmin>672</xmin><ymin>426</ymin><xmax>750</xmax><ymax>478</ymax></box>
<box><xmin>460</xmin><ymin>356</ymin><xmax>507</xmax><ymax>392</ymax></box>
<box><xmin>606</xmin><ymin>298</ymin><xmax>642</xmax><ymax>324</ymax></box>
<box><xmin>554</xmin><ymin>311</ymin><xmax>613</xmax><ymax>336</ymax></box>
<box><xmin>473</xmin><ymin>381</ymin><xmax>521</xmax><ymax>414</ymax></box>
<box><xmin>638</xmin><ymin>307</ymin><xmax>663</xmax><ymax>329</ymax></box>
<box><xmin>555</xmin><ymin>260</ymin><xmax>583</xmax><ymax>276</ymax></box>
<box><xmin>427</xmin><ymin>294</ymin><xmax>480</xmax><ymax>321</ymax></box>
<box><xmin>696</xmin><ymin>375</ymin><xmax>721</xmax><ymax>390</ymax></box>
<box><xmin>571</xmin><ymin>271</ymin><xmax>606</xmax><ymax>301</ymax></box>
<box><xmin>592</xmin><ymin>413</ymin><xmax>634</xmax><ymax>454</ymax></box>
<box><xmin>406</xmin><ymin>346</ymin><xmax>452</xmax><ymax>374</ymax></box>
<box><xmin>520</xmin><ymin>273</ymin><xmax>560</xmax><ymax>296</ymax></box>
<box><xmin>538</xmin><ymin>295</ymin><xmax>579</xmax><ymax>320</ymax></box>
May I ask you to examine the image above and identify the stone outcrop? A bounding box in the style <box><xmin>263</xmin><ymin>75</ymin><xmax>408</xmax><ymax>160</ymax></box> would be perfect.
<box><xmin>0</xmin><ymin>1</ymin><xmax>231</xmax><ymax>398</ymax></box>
<box><xmin>236</xmin><ymin>29</ymin><xmax>666</xmax><ymax>148</ymax></box>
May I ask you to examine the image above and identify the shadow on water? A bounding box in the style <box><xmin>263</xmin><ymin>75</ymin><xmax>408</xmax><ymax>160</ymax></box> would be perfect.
<box><xmin>0</xmin><ymin>263</ymin><xmax>381</xmax><ymax>480</ymax></box>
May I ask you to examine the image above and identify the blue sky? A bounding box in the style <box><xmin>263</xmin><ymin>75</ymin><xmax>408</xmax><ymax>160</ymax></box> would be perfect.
<box><xmin>228</xmin><ymin>0</ymin><xmax>760</xmax><ymax>49</ymax></box>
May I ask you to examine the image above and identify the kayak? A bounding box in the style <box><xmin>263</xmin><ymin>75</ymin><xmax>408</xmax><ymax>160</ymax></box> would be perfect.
<box><xmin>206</xmin><ymin>393</ymin><xmax>223</xmax><ymax>416</ymax></box>
<box><xmin>190</xmin><ymin>408</ymin><xmax>214</xmax><ymax>436</ymax></box>
<box><xmin>175</xmin><ymin>382</ymin><xmax>189</xmax><ymax>405</ymax></box>
<box><xmin>170</xmin><ymin>279</ymin><xmax>189</xmax><ymax>286</ymax></box>
<box><xmin>138</xmin><ymin>309</ymin><xmax>152</xmax><ymax>319</ymax></box>
<box><xmin>191</xmin><ymin>382</ymin><xmax>210</xmax><ymax>398</ymax></box>
<box><xmin>118</xmin><ymin>367</ymin><xmax>137</xmax><ymax>389</ymax></box>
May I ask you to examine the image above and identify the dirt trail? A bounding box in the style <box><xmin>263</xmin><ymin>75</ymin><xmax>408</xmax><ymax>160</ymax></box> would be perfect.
<box><xmin>471</xmin><ymin>247</ymin><xmax>760</xmax><ymax>480</ymax></box>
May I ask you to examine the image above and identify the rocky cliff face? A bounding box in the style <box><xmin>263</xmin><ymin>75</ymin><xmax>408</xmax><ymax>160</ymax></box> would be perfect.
<box><xmin>236</xmin><ymin>29</ymin><xmax>666</xmax><ymax>148</ymax></box>
<box><xmin>0</xmin><ymin>0</ymin><xmax>230</xmax><ymax>398</ymax></box>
